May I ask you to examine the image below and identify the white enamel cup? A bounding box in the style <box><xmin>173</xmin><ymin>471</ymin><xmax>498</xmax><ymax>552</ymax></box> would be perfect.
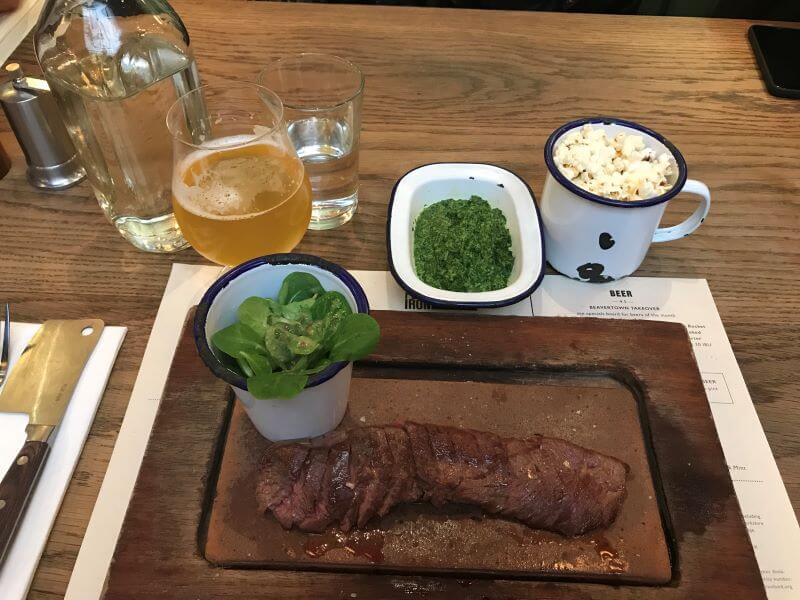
<box><xmin>194</xmin><ymin>253</ymin><xmax>370</xmax><ymax>441</ymax></box>
<box><xmin>541</xmin><ymin>117</ymin><xmax>711</xmax><ymax>282</ymax></box>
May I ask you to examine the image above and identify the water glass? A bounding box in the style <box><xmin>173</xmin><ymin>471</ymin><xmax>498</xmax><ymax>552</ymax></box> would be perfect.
<box><xmin>258</xmin><ymin>54</ymin><xmax>364</xmax><ymax>230</ymax></box>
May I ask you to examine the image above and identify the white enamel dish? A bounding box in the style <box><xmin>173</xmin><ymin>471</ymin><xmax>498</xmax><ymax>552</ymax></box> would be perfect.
<box><xmin>387</xmin><ymin>163</ymin><xmax>545</xmax><ymax>308</ymax></box>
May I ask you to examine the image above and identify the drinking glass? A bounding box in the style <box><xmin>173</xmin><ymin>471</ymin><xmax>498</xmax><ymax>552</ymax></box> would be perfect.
<box><xmin>166</xmin><ymin>81</ymin><xmax>312</xmax><ymax>266</ymax></box>
<box><xmin>258</xmin><ymin>54</ymin><xmax>364</xmax><ymax>230</ymax></box>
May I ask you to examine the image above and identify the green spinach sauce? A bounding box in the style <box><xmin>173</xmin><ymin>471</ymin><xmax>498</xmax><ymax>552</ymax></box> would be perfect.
<box><xmin>413</xmin><ymin>195</ymin><xmax>514</xmax><ymax>292</ymax></box>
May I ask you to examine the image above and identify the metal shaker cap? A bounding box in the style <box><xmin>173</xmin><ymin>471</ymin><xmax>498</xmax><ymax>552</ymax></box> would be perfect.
<box><xmin>0</xmin><ymin>63</ymin><xmax>86</xmax><ymax>190</ymax></box>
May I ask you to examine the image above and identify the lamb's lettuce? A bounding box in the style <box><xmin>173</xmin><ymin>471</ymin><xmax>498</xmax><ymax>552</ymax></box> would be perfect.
<box><xmin>211</xmin><ymin>272</ymin><xmax>379</xmax><ymax>399</ymax></box>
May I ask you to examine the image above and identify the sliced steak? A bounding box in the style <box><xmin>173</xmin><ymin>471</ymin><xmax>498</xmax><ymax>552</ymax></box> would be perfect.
<box><xmin>257</xmin><ymin>422</ymin><xmax>628</xmax><ymax>537</ymax></box>
<box><xmin>297</xmin><ymin>441</ymin><xmax>353</xmax><ymax>532</ymax></box>
<box><xmin>405</xmin><ymin>422</ymin><xmax>510</xmax><ymax>509</ymax></box>
<box><xmin>380</xmin><ymin>425</ymin><xmax>422</xmax><ymax>515</ymax></box>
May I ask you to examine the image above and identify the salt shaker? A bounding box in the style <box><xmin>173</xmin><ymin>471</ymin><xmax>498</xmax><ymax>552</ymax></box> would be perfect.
<box><xmin>0</xmin><ymin>63</ymin><xmax>85</xmax><ymax>189</ymax></box>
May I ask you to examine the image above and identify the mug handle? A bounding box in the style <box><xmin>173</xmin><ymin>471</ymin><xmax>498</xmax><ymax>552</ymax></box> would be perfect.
<box><xmin>652</xmin><ymin>179</ymin><xmax>711</xmax><ymax>243</ymax></box>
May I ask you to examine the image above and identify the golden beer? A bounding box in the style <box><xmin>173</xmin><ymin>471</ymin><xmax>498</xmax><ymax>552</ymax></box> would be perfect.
<box><xmin>172</xmin><ymin>143</ymin><xmax>312</xmax><ymax>265</ymax></box>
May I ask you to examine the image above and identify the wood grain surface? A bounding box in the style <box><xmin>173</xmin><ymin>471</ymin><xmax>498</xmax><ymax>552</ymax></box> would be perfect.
<box><xmin>106</xmin><ymin>310</ymin><xmax>764</xmax><ymax>599</ymax></box>
<box><xmin>0</xmin><ymin>1</ymin><xmax>797</xmax><ymax>597</ymax></box>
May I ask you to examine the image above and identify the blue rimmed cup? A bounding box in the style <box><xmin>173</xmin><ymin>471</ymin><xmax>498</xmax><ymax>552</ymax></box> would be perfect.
<box><xmin>541</xmin><ymin>117</ymin><xmax>711</xmax><ymax>282</ymax></box>
<box><xmin>194</xmin><ymin>253</ymin><xmax>369</xmax><ymax>441</ymax></box>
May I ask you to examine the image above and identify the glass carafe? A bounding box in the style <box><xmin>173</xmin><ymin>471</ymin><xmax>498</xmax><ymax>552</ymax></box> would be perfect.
<box><xmin>34</xmin><ymin>0</ymin><xmax>201</xmax><ymax>252</ymax></box>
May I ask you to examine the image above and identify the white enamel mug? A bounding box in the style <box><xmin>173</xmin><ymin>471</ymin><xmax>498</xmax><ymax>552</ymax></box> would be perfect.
<box><xmin>541</xmin><ymin>118</ymin><xmax>711</xmax><ymax>282</ymax></box>
<box><xmin>194</xmin><ymin>254</ymin><xmax>370</xmax><ymax>441</ymax></box>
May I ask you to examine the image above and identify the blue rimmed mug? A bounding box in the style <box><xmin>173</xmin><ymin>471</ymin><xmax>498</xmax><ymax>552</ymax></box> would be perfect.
<box><xmin>194</xmin><ymin>253</ymin><xmax>369</xmax><ymax>441</ymax></box>
<box><xmin>541</xmin><ymin>117</ymin><xmax>711</xmax><ymax>282</ymax></box>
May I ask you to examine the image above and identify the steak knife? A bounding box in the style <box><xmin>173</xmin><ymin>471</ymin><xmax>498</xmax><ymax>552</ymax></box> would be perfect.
<box><xmin>0</xmin><ymin>319</ymin><xmax>103</xmax><ymax>563</ymax></box>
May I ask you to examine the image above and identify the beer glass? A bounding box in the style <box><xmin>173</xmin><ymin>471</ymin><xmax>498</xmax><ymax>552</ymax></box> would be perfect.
<box><xmin>166</xmin><ymin>81</ymin><xmax>312</xmax><ymax>266</ymax></box>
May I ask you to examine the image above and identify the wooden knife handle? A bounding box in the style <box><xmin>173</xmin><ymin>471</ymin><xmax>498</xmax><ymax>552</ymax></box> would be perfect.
<box><xmin>0</xmin><ymin>440</ymin><xmax>49</xmax><ymax>563</ymax></box>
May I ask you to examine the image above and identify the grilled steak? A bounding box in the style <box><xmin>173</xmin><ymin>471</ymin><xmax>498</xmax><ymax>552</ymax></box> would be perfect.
<box><xmin>257</xmin><ymin>422</ymin><xmax>628</xmax><ymax>537</ymax></box>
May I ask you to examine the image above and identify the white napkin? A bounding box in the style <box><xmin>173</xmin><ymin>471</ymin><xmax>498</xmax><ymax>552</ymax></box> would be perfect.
<box><xmin>0</xmin><ymin>0</ymin><xmax>45</xmax><ymax>64</ymax></box>
<box><xmin>0</xmin><ymin>321</ymin><xmax>126</xmax><ymax>600</ymax></box>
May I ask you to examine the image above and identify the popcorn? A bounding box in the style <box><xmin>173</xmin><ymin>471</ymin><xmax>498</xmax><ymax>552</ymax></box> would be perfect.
<box><xmin>553</xmin><ymin>124</ymin><xmax>676</xmax><ymax>201</ymax></box>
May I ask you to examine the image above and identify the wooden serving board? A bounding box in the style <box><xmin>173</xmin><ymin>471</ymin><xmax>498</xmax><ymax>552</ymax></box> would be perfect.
<box><xmin>105</xmin><ymin>310</ymin><xmax>765</xmax><ymax>599</ymax></box>
<box><xmin>205</xmin><ymin>375</ymin><xmax>669</xmax><ymax>583</ymax></box>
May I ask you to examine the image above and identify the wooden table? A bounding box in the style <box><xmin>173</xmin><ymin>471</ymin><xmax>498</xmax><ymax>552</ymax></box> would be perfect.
<box><xmin>1</xmin><ymin>1</ymin><xmax>798</xmax><ymax>597</ymax></box>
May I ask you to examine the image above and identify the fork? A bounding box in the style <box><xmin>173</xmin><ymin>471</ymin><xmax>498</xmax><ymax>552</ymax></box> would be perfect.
<box><xmin>0</xmin><ymin>303</ymin><xmax>8</xmax><ymax>386</ymax></box>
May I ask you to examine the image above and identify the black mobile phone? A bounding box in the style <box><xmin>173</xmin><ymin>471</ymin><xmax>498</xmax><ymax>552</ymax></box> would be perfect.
<box><xmin>749</xmin><ymin>25</ymin><xmax>800</xmax><ymax>99</ymax></box>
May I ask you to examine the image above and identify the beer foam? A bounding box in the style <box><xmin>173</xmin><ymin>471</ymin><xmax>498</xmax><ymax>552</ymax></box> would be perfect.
<box><xmin>173</xmin><ymin>137</ymin><xmax>304</xmax><ymax>221</ymax></box>
<box><xmin>183</xmin><ymin>178</ymin><xmax>251</xmax><ymax>218</ymax></box>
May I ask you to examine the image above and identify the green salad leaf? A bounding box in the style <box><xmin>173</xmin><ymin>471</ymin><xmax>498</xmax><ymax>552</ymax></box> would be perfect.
<box><xmin>236</xmin><ymin>351</ymin><xmax>272</xmax><ymax>378</ymax></box>
<box><xmin>210</xmin><ymin>271</ymin><xmax>380</xmax><ymax>400</ymax></box>
<box><xmin>237</xmin><ymin>297</ymin><xmax>281</xmax><ymax>337</ymax></box>
<box><xmin>278</xmin><ymin>272</ymin><xmax>325</xmax><ymax>304</ymax></box>
<box><xmin>310</xmin><ymin>291</ymin><xmax>352</xmax><ymax>342</ymax></box>
<box><xmin>248</xmin><ymin>371</ymin><xmax>309</xmax><ymax>400</ymax></box>
<box><xmin>211</xmin><ymin>322</ymin><xmax>267</xmax><ymax>361</ymax></box>
<box><xmin>279</xmin><ymin>296</ymin><xmax>317</xmax><ymax>323</ymax></box>
<box><xmin>266</xmin><ymin>318</ymin><xmax>320</xmax><ymax>357</ymax></box>
<box><xmin>329</xmin><ymin>313</ymin><xmax>381</xmax><ymax>362</ymax></box>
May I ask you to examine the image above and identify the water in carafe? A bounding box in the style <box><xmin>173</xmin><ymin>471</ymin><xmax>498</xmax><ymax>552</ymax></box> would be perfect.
<box><xmin>34</xmin><ymin>0</ymin><xmax>201</xmax><ymax>252</ymax></box>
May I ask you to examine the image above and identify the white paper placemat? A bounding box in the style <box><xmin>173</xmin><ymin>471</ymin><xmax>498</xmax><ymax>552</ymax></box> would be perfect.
<box><xmin>68</xmin><ymin>265</ymin><xmax>798</xmax><ymax>599</ymax></box>
<box><xmin>0</xmin><ymin>321</ymin><xmax>126</xmax><ymax>600</ymax></box>
<box><xmin>66</xmin><ymin>264</ymin><xmax>222</xmax><ymax>600</ymax></box>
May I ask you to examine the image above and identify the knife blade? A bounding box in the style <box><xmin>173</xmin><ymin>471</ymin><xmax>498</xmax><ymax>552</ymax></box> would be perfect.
<box><xmin>0</xmin><ymin>319</ymin><xmax>103</xmax><ymax>563</ymax></box>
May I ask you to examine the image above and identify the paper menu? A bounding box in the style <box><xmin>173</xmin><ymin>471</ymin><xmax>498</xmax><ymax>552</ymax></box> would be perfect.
<box><xmin>355</xmin><ymin>271</ymin><xmax>798</xmax><ymax>599</ymax></box>
<box><xmin>66</xmin><ymin>264</ymin><xmax>223</xmax><ymax>600</ymax></box>
<box><xmin>67</xmin><ymin>265</ymin><xmax>797</xmax><ymax>599</ymax></box>
<box><xmin>528</xmin><ymin>275</ymin><xmax>799</xmax><ymax>598</ymax></box>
